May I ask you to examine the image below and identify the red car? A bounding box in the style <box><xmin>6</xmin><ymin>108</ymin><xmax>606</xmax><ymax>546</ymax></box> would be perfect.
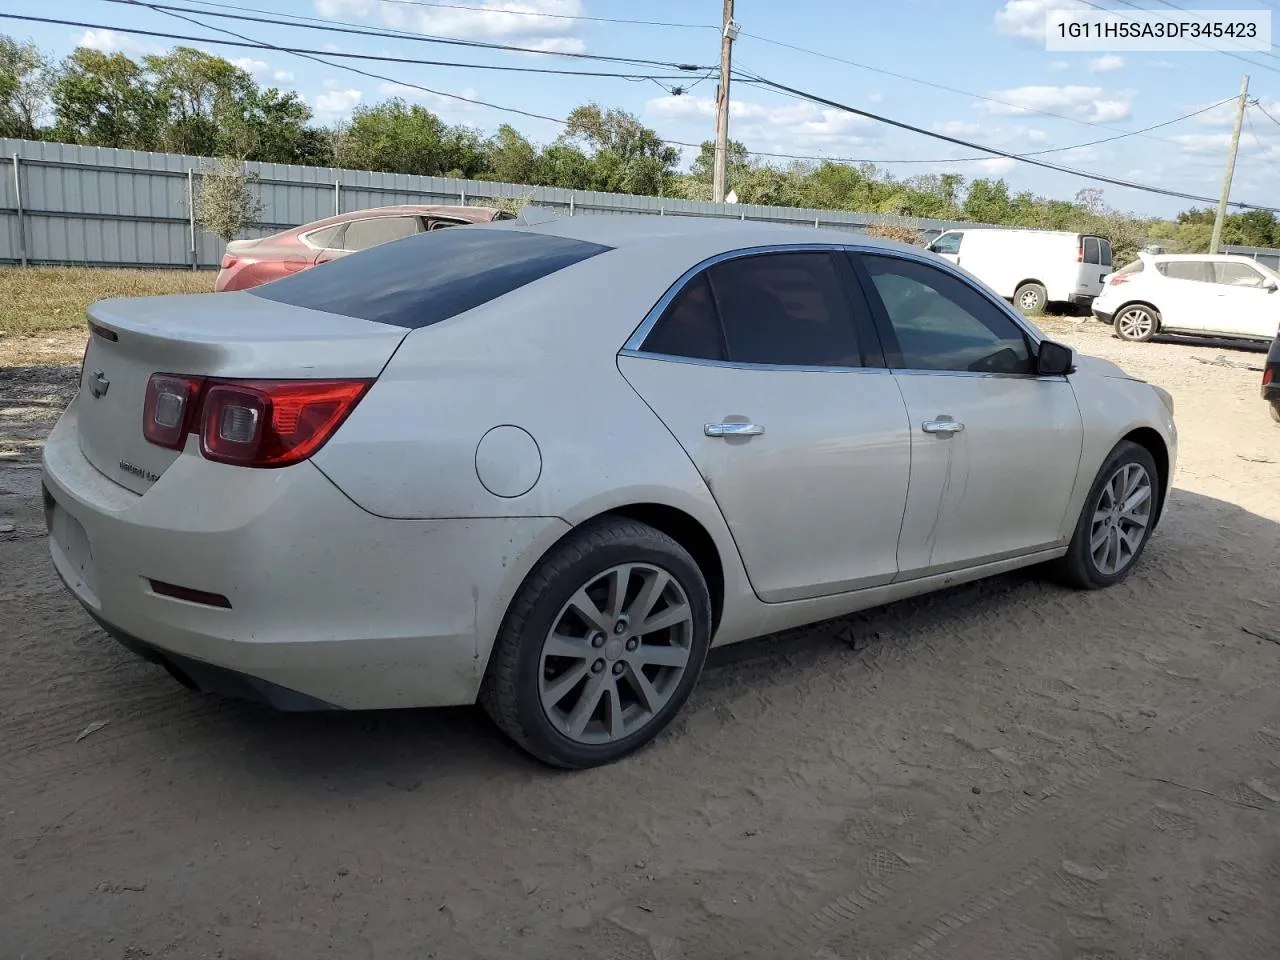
<box><xmin>214</xmin><ymin>205</ymin><xmax>515</xmax><ymax>292</ymax></box>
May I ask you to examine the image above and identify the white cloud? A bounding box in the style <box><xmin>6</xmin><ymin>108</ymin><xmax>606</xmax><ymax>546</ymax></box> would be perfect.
<box><xmin>231</xmin><ymin>57</ymin><xmax>271</xmax><ymax>77</ymax></box>
<box><xmin>1049</xmin><ymin>60</ymin><xmax>1070</xmax><ymax>71</ymax></box>
<box><xmin>314</xmin><ymin>0</ymin><xmax>586</xmax><ymax>54</ymax></box>
<box><xmin>995</xmin><ymin>0</ymin><xmax>1084</xmax><ymax>40</ymax></box>
<box><xmin>273</xmin><ymin>70</ymin><xmax>295</xmax><ymax>83</ymax></box>
<box><xmin>74</xmin><ymin>29</ymin><xmax>158</xmax><ymax>55</ymax></box>
<box><xmin>933</xmin><ymin>120</ymin><xmax>982</xmax><ymax>137</ymax></box>
<box><xmin>1088</xmin><ymin>55</ymin><xmax>1124</xmax><ymax>73</ymax></box>
<box><xmin>646</xmin><ymin>94</ymin><xmax>877</xmax><ymax>159</ymax></box>
<box><xmin>974</xmin><ymin>157</ymin><xmax>1017</xmax><ymax>175</ymax></box>
<box><xmin>867</xmin><ymin>92</ymin><xmax>884</xmax><ymax>103</ymax></box>
<box><xmin>376</xmin><ymin>81</ymin><xmax>481</xmax><ymax>117</ymax></box>
<box><xmin>314</xmin><ymin>88</ymin><xmax>363</xmax><ymax>115</ymax></box>
<box><xmin>976</xmin><ymin>85</ymin><xmax>1133</xmax><ymax>123</ymax></box>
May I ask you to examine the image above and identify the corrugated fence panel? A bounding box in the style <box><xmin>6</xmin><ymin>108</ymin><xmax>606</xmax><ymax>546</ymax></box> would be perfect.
<box><xmin>0</xmin><ymin>138</ymin><xmax>992</xmax><ymax>269</ymax></box>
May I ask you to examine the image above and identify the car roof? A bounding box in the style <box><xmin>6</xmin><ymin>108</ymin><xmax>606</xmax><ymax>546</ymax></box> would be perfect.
<box><xmin>1146</xmin><ymin>252</ymin><xmax>1265</xmax><ymax>262</ymax></box>
<box><xmin>487</xmin><ymin>211</ymin><xmax>922</xmax><ymax>260</ymax></box>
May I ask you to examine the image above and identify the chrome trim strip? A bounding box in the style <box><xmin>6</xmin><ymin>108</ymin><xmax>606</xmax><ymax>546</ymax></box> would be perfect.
<box><xmin>617</xmin><ymin>348</ymin><xmax>894</xmax><ymax>374</ymax></box>
<box><xmin>894</xmin><ymin>368</ymin><xmax>1068</xmax><ymax>381</ymax></box>
<box><xmin>620</xmin><ymin>240</ymin><xmax>1047</xmax><ymax>362</ymax></box>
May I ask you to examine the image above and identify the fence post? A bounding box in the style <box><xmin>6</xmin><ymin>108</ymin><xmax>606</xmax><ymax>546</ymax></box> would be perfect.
<box><xmin>569</xmin><ymin>195</ymin><xmax>575</xmax><ymax>216</ymax></box>
<box><xmin>13</xmin><ymin>154</ymin><xmax>27</xmax><ymax>267</ymax></box>
<box><xmin>460</xmin><ymin>189</ymin><xmax>466</xmax><ymax>205</ymax></box>
<box><xmin>187</xmin><ymin>168</ymin><xmax>197</xmax><ymax>271</ymax></box>
<box><xmin>815</xmin><ymin>217</ymin><xmax>820</xmax><ymax>228</ymax></box>
<box><xmin>334</xmin><ymin>179</ymin><xmax>341</xmax><ymax>216</ymax></box>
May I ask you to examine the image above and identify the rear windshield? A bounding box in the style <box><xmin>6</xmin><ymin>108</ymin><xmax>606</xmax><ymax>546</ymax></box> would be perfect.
<box><xmin>249</xmin><ymin>227</ymin><xmax>612</xmax><ymax>329</ymax></box>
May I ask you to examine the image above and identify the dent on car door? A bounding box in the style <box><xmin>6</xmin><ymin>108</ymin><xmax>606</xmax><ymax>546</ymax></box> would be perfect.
<box><xmin>852</xmin><ymin>252</ymin><xmax>1084</xmax><ymax>579</ymax></box>
<box><xmin>617</xmin><ymin>250</ymin><xmax>912</xmax><ymax>603</ymax></box>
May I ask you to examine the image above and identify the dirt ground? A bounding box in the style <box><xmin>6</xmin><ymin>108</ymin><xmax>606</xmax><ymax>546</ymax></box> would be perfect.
<box><xmin>2</xmin><ymin>318</ymin><xmax>1278</xmax><ymax>960</ymax></box>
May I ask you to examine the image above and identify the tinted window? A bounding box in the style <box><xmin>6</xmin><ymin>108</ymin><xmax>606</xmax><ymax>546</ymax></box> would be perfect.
<box><xmin>1159</xmin><ymin>260</ymin><xmax>1214</xmax><ymax>283</ymax></box>
<box><xmin>251</xmin><ymin>228</ymin><xmax>612</xmax><ymax>329</ymax></box>
<box><xmin>710</xmin><ymin>252</ymin><xmax>861</xmax><ymax>367</ymax></box>
<box><xmin>861</xmin><ymin>254</ymin><xmax>1033</xmax><ymax>375</ymax></box>
<box><xmin>1083</xmin><ymin>237</ymin><xmax>1100</xmax><ymax>264</ymax></box>
<box><xmin>427</xmin><ymin>217</ymin><xmax>467</xmax><ymax>231</ymax></box>
<box><xmin>304</xmin><ymin>224</ymin><xmax>342</xmax><ymax>249</ymax></box>
<box><xmin>639</xmin><ymin>252</ymin><xmax>862</xmax><ymax>367</ymax></box>
<box><xmin>342</xmin><ymin>216</ymin><xmax>421</xmax><ymax>251</ymax></box>
<box><xmin>641</xmin><ymin>273</ymin><xmax>725</xmax><ymax>361</ymax></box>
<box><xmin>931</xmin><ymin>232</ymin><xmax>963</xmax><ymax>255</ymax></box>
<box><xmin>1099</xmin><ymin>239</ymin><xmax>1113</xmax><ymax>267</ymax></box>
<box><xmin>1214</xmin><ymin>261</ymin><xmax>1265</xmax><ymax>287</ymax></box>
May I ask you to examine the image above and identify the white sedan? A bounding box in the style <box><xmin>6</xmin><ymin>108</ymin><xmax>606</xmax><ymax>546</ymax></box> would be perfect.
<box><xmin>42</xmin><ymin>216</ymin><xmax>1177</xmax><ymax>768</ymax></box>
<box><xmin>1093</xmin><ymin>252</ymin><xmax>1280</xmax><ymax>343</ymax></box>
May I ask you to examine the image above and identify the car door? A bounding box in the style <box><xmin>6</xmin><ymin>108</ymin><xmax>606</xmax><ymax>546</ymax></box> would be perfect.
<box><xmin>1079</xmin><ymin>236</ymin><xmax>1112</xmax><ymax>297</ymax></box>
<box><xmin>618</xmin><ymin>249</ymin><xmax>913</xmax><ymax>603</ymax></box>
<box><xmin>852</xmin><ymin>251</ymin><xmax>1084</xmax><ymax>579</ymax></box>
<box><xmin>928</xmin><ymin>231</ymin><xmax>964</xmax><ymax>266</ymax></box>
<box><xmin>1154</xmin><ymin>259</ymin><xmax>1219</xmax><ymax>332</ymax></box>
<box><xmin>1208</xmin><ymin>261</ymin><xmax>1280</xmax><ymax>340</ymax></box>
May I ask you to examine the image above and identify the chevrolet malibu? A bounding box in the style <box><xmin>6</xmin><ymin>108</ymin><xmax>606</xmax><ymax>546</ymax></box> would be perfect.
<box><xmin>43</xmin><ymin>216</ymin><xmax>1178</xmax><ymax>768</ymax></box>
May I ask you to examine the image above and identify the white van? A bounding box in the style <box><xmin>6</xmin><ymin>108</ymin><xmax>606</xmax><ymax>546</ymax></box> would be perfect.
<box><xmin>926</xmin><ymin>228</ymin><xmax>1113</xmax><ymax>312</ymax></box>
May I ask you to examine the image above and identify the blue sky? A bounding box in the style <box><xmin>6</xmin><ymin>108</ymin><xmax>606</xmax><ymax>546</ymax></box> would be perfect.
<box><xmin>7</xmin><ymin>0</ymin><xmax>1280</xmax><ymax>217</ymax></box>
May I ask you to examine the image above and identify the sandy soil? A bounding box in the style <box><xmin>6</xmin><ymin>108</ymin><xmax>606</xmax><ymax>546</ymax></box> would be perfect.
<box><xmin>2</xmin><ymin>318</ymin><xmax>1278</xmax><ymax>960</ymax></box>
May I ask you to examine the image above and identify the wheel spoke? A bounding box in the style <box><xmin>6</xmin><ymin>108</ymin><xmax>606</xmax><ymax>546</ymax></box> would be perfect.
<box><xmin>568</xmin><ymin>587</ymin><xmax>611</xmax><ymax>635</ymax></box>
<box><xmin>627</xmin><ymin>567</ymin><xmax>671</xmax><ymax>626</ymax></box>
<box><xmin>564</xmin><ymin>671</ymin><xmax>608</xmax><ymax>737</ymax></box>
<box><xmin>625</xmin><ymin>664</ymin><xmax>665</xmax><ymax>713</ymax></box>
<box><xmin>1121</xmin><ymin>484</ymin><xmax>1151</xmax><ymax>517</ymax></box>
<box><xmin>603</xmin><ymin>565</ymin><xmax>631</xmax><ymax>622</ymax></box>
<box><xmin>633</xmin><ymin>642</ymin><xmax>690</xmax><ymax>668</ymax></box>
<box><xmin>639</xmin><ymin>601</ymin><xmax>692</xmax><ymax>635</ymax></box>
<box><xmin>1090</xmin><ymin>523</ymin><xmax>1110</xmax><ymax>552</ymax></box>
<box><xmin>541</xmin><ymin>661</ymin><xmax>590</xmax><ymax>710</ymax></box>
<box><xmin>1107</xmin><ymin>525</ymin><xmax>1121</xmax><ymax>572</ymax></box>
<box><xmin>605</xmin><ymin>681</ymin><xmax>626</xmax><ymax>738</ymax></box>
<box><xmin>543</xmin><ymin>631</ymin><xmax>590</xmax><ymax>660</ymax></box>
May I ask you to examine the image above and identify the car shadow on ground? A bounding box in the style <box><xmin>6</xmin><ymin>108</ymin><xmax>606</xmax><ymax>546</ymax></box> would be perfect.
<box><xmin>40</xmin><ymin>483</ymin><xmax>1272</xmax><ymax>798</ymax></box>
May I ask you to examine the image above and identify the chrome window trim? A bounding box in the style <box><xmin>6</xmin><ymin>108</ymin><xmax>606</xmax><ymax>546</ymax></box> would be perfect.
<box><xmin>618</xmin><ymin>348</ymin><xmax>894</xmax><ymax>375</ymax></box>
<box><xmin>621</xmin><ymin>242</ymin><xmax>1047</xmax><ymax>370</ymax></box>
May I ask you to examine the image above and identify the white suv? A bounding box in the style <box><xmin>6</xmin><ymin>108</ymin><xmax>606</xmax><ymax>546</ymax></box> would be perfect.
<box><xmin>1092</xmin><ymin>253</ymin><xmax>1280</xmax><ymax>343</ymax></box>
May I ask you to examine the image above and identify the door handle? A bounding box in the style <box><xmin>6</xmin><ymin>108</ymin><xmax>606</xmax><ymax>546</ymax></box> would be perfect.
<box><xmin>704</xmin><ymin>422</ymin><xmax>765</xmax><ymax>438</ymax></box>
<box><xmin>922</xmin><ymin>418</ymin><xmax>964</xmax><ymax>436</ymax></box>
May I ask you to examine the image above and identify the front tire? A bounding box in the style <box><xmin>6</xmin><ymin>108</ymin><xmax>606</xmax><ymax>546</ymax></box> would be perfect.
<box><xmin>1054</xmin><ymin>441</ymin><xmax>1160</xmax><ymax>589</ymax></box>
<box><xmin>1114</xmin><ymin>304</ymin><xmax>1158</xmax><ymax>342</ymax></box>
<box><xmin>1014</xmin><ymin>282</ymin><xmax>1048</xmax><ymax>314</ymax></box>
<box><xmin>480</xmin><ymin>517</ymin><xmax>712</xmax><ymax>768</ymax></box>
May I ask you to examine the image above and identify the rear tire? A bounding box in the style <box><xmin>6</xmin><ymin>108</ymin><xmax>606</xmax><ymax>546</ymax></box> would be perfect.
<box><xmin>1014</xmin><ymin>282</ymin><xmax>1048</xmax><ymax>314</ymax></box>
<box><xmin>1053</xmin><ymin>440</ymin><xmax>1160</xmax><ymax>589</ymax></box>
<box><xmin>480</xmin><ymin>517</ymin><xmax>712</xmax><ymax>769</ymax></box>
<box><xmin>1114</xmin><ymin>304</ymin><xmax>1158</xmax><ymax>342</ymax></box>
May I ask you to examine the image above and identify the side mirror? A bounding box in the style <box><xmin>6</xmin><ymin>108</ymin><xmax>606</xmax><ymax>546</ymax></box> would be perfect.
<box><xmin>1037</xmin><ymin>340</ymin><xmax>1075</xmax><ymax>376</ymax></box>
<box><xmin>1265</xmin><ymin>279</ymin><xmax>1278</xmax><ymax>293</ymax></box>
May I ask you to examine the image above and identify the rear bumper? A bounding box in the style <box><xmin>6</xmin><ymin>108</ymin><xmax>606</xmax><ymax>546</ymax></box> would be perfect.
<box><xmin>1068</xmin><ymin>293</ymin><xmax>1096</xmax><ymax>307</ymax></box>
<box><xmin>41</xmin><ymin>397</ymin><xmax>570</xmax><ymax>710</ymax></box>
<box><xmin>1091</xmin><ymin>305</ymin><xmax>1114</xmax><ymax>323</ymax></box>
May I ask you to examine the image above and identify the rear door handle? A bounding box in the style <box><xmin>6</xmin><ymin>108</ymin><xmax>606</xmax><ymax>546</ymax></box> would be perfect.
<box><xmin>705</xmin><ymin>422</ymin><xmax>765</xmax><ymax>438</ymax></box>
<box><xmin>922</xmin><ymin>418</ymin><xmax>964</xmax><ymax>436</ymax></box>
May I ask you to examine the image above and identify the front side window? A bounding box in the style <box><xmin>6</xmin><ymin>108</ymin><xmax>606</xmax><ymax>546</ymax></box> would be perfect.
<box><xmin>640</xmin><ymin>251</ymin><xmax>863</xmax><ymax>368</ymax></box>
<box><xmin>930</xmin><ymin>232</ymin><xmax>963</xmax><ymax>255</ymax></box>
<box><xmin>860</xmin><ymin>254</ymin><xmax>1034</xmax><ymax>375</ymax></box>
<box><xmin>1214</xmin><ymin>261</ymin><xmax>1266</xmax><ymax>287</ymax></box>
<box><xmin>341</xmin><ymin>216</ymin><xmax>422</xmax><ymax>251</ymax></box>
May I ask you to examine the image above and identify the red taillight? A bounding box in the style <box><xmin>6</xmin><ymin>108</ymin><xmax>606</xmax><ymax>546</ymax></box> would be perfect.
<box><xmin>143</xmin><ymin>374</ymin><xmax>370</xmax><ymax>467</ymax></box>
<box><xmin>143</xmin><ymin>374</ymin><xmax>205</xmax><ymax>450</ymax></box>
<box><xmin>220</xmin><ymin>254</ymin><xmax>238</xmax><ymax>270</ymax></box>
<box><xmin>199</xmin><ymin>379</ymin><xmax>371</xmax><ymax>467</ymax></box>
<box><xmin>1109</xmin><ymin>273</ymin><xmax>1130</xmax><ymax>285</ymax></box>
<box><xmin>1076</xmin><ymin>245</ymin><xmax>1084</xmax><ymax>263</ymax></box>
<box><xmin>1265</xmin><ymin>368</ymin><xmax>1274</xmax><ymax>386</ymax></box>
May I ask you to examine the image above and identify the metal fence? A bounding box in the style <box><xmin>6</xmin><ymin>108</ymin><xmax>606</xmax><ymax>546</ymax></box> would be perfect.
<box><xmin>0</xmin><ymin>138</ymin><xmax>987</xmax><ymax>270</ymax></box>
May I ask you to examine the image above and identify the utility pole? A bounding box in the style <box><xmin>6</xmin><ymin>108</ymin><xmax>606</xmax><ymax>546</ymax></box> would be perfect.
<box><xmin>1210</xmin><ymin>74</ymin><xmax>1249</xmax><ymax>254</ymax></box>
<box><xmin>713</xmin><ymin>0</ymin><xmax>737</xmax><ymax>204</ymax></box>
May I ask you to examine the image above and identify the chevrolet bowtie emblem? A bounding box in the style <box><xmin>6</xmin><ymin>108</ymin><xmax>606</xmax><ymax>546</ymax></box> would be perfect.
<box><xmin>89</xmin><ymin>369</ymin><xmax>110</xmax><ymax>399</ymax></box>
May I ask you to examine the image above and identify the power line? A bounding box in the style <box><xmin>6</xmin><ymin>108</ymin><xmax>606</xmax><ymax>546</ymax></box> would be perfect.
<box><xmin>1147</xmin><ymin>0</ymin><xmax>1280</xmax><ymax>60</ymax></box>
<box><xmin>737</xmin><ymin>31</ymin><xmax>1190</xmax><ymax>147</ymax></box>
<box><xmin>1255</xmin><ymin>99</ymin><xmax>1280</xmax><ymax>127</ymax></box>
<box><xmin>323</xmin><ymin>0</ymin><xmax>717</xmax><ymax>29</ymax></box>
<box><xmin>1243</xmin><ymin>108</ymin><xmax>1280</xmax><ymax>181</ymax></box>
<box><xmin>93</xmin><ymin>0</ymin><xmax>711</xmax><ymax>70</ymax></box>
<box><xmin>1079</xmin><ymin>0</ymin><xmax>1280</xmax><ymax>75</ymax></box>
<box><xmin>736</xmin><ymin>69</ymin><xmax>1280</xmax><ymax>211</ymax></box>
<box><xmin>0</xmin><ymin>13</ymin><xmax>698</xmax><ymax>80</ymax></box>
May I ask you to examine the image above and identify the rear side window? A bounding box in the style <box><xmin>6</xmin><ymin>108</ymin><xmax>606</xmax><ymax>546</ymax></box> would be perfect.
<box><xmin>639</xmin><ymin>251</ymin><xmax>863</xmax><ymax>368</ymax></box>
<box><xmin>250</xmin><ymin>228</ymin><xmax>612</xmax><ymax>329</ymax></box>
<box><xmin>1099</xmin><ymin>239</ymin><xmax>1113</xmax><ymax>267</ymax></box>
<box><xmin>341</xmin><ymin>216</ymin><xmax>422</xmax><ymax>251</ymax></box>
<box><xmin>1083</xmin><ymin>237</ymin><xmax>1101</xmax><ymax>264</ymax></box>
<box><xmin>303</xmin><ymin>224</ymin><xmax>342</xmax><ymax>250</ymax></box>
<box><xmin>1158</xmin><ymin>260</ymin><xmax>1214</xmax><ymax>283</ymax></box>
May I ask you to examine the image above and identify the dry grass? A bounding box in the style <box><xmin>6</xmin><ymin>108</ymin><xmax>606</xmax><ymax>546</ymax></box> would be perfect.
<box><xmin>0</xmin><ymin>267</ymin><xmax>214</xmax><ymax>366</ymax></box>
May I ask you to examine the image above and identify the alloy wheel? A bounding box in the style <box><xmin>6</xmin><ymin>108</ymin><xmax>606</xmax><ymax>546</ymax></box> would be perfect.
<box><xmin>1089</xmin><ymin>462</ymin><xmax>1153</xmax><ymax>576</ymax></box>
<box><xmin>539</xmin><ymin>563</ymin><xmax>694</xmax><ymax>745</ymax></box>
<box><xmin>1117</xmin><ymin>308</ymin><xmax>1153</xmax><ymax>340</ymax></box>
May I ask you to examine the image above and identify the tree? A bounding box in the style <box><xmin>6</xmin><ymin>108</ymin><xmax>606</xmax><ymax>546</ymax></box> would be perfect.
<box><xmin>0</xmin><ymin>34</ymin><xmax>52</xmax><ymax>139</ymax></box>
<box><xmin>236</xmin><ymin>86</ymin><xmax>320</xmax><ymax>164</ymax></box>
<box><xmin>335</xmin><ymin>99</ymin><xmax>482</xmax><ymax>176</ymax></box>
<box><xmin>195</xmin><ymin>155</ymin><xmax>263</xmax><ymax>242</ymax></box>
<box><xmin>559</xmin><ymin>103</ymin><xmax>680</xmax><ymax>193</ymax></box>
<box><xmin>51</xmin><ymin>49</ymin><xmax>160</xmax><ymax>149</ymax></box>
<box><xmin>484</xmin><ymin>123</ymin><xmax>538</xmax><ymax>184</ymax></box>
<box><xmin>145</xmin><ymin>47</ymin><xmax>254</xmax><ymax>156</ymax></box>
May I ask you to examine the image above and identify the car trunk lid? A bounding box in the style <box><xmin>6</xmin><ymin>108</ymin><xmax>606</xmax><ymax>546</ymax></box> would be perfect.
<box><xmin>77</xmin><ymin>291</ymin><xmax>408</xmax><ymax>494</ymax></box>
